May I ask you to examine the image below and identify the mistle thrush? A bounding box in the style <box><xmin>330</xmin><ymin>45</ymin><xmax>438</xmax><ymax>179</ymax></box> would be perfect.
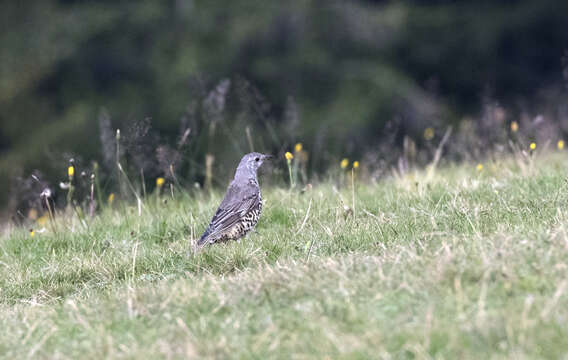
<box><xmin>198</xmin><ymin>152</ymin><xmax>272</xmax><ymax>247</ymax></box>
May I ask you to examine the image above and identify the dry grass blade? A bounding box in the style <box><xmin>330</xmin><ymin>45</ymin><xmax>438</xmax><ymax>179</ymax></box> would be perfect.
<box><xmin>295</xmin><ymin>197</ymin><xmax>312</xmax><ymax>236</ymax></box>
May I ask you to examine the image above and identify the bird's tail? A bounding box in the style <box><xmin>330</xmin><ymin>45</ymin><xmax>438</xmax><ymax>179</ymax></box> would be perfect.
<box><xmin>196</xmin><ymin>228</ymin><xmax>211</xmax><ymax>248</ymax></box>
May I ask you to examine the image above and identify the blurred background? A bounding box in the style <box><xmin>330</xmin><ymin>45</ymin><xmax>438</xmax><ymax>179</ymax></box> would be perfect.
<box><xmin>2</xmin><ymin>0</ymin><xmax>568</xmax><ymax>216</ymax></box>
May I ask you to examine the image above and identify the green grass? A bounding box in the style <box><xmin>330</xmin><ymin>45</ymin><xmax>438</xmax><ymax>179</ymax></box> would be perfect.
<box><xmin>2</xmin><ymin>154</ymin><xmax>568</xmax><ymax>359</ymax></box>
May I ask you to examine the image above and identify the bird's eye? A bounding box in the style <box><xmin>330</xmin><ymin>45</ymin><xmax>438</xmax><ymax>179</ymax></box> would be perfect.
<box><xmin>255</xmin><ymin>157</ymin><xmax>260</xmax><ymax>162</ymax></box>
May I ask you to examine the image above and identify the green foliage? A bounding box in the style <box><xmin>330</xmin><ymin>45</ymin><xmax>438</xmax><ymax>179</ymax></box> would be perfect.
<box><xmin>1</xmin><ymin>154</ymin><xmax>568</xmax><ymax>358</ymax></box>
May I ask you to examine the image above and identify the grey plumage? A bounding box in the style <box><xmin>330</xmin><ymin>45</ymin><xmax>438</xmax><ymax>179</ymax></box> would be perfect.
<box><xmin>198</xmin><ymin>152</ymin><xmax>271</xmax><ymax>247</ymax></box>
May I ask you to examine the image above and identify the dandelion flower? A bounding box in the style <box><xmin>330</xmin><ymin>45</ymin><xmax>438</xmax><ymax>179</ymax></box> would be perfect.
<box><xmin>510</xmin><ymin>121</ymin><xmax>519</xmax><ymax>132</ymax></box>
<box><xmin>156</xmin><ymin>177</ymin><xmax>165</xmax><ymax>188</ymax></box>
<box><xmin>353</xmin><ymin>161</ymin><xmax>359</xmax><ymax>169</ymax></box>
<box><xmin>340</xmin><ymin>158</ymin><xmax>349</xmax><ymax>169</ymax></box>
<box><xmin>285</xmin><ymin>152</ymin><xmax>294</xmax><ymax>188</ymax></box>
<box><xmin>476</xmin><ymin>163</ymin><xmax>483</xmax><ymax>172</ymax></box>
<box><xmin>558</xmin><ymin>140</ymin><xmax>564</xmax><ymax>150</ymax></box>
<box><xmin>530</xmin><ymin>142</ymin><xmax>536</xmax><ymax>151</ymax></box>
<box><xmin>294</xmin><ymin>143</ymin><xmax>303</xmax><ymax>153</ymax></box>
<box><xmin>423</xmin><ymin>127</ymin><xmax>435</xmax><ymax>141</ymax></box>
<box><xmin>108</xmin><ymin>193</ymin><xmax>115</xmax><ymax>205</ymax></box>
<box><xmin>68</xmin><ymin>165</ymin><xmax>75</xmax><ymax>178</ymax></box>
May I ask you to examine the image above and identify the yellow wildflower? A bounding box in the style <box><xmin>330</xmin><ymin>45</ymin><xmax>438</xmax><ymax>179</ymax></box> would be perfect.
<box><xmin>156</xmin><ymin>177</ymin><xmax>165</xmax><ymax>188</ymax></box>
<box><xmin>294</xmin><ymin>143</ymin><xmax>303</xmax><ymax>153</ymax></box>
<box><xmin>30</xmin><ymin>229</ymin><xmax>35</xmax><ymax>237</ymax></box>
<box><xmin>108</xmin><ymin>193</ymin><xmax>115</xmax><ymax>205</ymax></box>
<box><xmin>68</xmin><ymin>165</ymin><xmax>75</xmax><ymax>178</ymax></box>
<box><xmin>423</xmin><ymin>127</ymin><xmax>435</xmax><ymax>141</ymax></box>
<box><xmin>340</xmin><ymin>158</ymin><xmax>349</xmax><ymax>169</ymax></box>
<box><xmin>510</xmin><ymin>121</ymin><xmax>519</xmax><ymax>132</ymax></box>
<box><xmin>476</xmin><ymin>163</ymin><xmax>483</xmax><ymax>172</ymax></box>
<box><xmin>558</xmin><ymin>140</ymin><xmax>564</xmax><ymax>150</ymax></box>
<box><xmin>530</xmin><ymin>142</ymin><xmax>536</xmax><ymax>151</ymax></box>
<box><xmin>353</xmin><ymin>161</ymin><xmax>359</xmax><ymax>169</ymax></box>
<box><xmin>285</xmin><ymin>152</ymin><xmax>294</xmax><ymax>188</ymax></box>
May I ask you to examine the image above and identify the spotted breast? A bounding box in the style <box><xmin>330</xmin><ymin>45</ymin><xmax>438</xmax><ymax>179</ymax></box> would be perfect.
<box><xmin>217</xmin><ymin>193</ymin><xmax>262</xmax><ymax>242</ymax></box>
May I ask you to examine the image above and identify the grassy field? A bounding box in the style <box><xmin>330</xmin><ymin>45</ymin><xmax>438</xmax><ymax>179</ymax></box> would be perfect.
<box><xmin>2</xmin><ymin>154</ymin><xmax>568</xmax><ymax>359</ymax></box>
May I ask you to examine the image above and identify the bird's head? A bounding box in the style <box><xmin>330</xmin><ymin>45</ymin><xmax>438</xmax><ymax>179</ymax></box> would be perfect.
<box><xmin>236</xmin><ymin>152</ymin><xmax>273</xmax><ymax>178</ymax></box>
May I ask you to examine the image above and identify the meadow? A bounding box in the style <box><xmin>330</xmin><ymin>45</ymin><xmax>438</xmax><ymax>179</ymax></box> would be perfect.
<box><xmin>1</xmin><ymin>152</ymin><xmax>568</xmax><ymax>359</ymax></box>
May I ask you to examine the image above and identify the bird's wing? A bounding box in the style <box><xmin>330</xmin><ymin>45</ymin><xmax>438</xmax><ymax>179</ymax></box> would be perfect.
<box><xmin>198</xmin><ymin>183</ymin><xmax>260</xmax><ymax>245</ymax></box>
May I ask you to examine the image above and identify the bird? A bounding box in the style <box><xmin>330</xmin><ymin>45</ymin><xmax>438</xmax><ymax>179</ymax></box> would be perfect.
<box><xmin>197</xmin><ymin>152</ymin><xmax>272</xmax><ymax>247</ymax></box>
